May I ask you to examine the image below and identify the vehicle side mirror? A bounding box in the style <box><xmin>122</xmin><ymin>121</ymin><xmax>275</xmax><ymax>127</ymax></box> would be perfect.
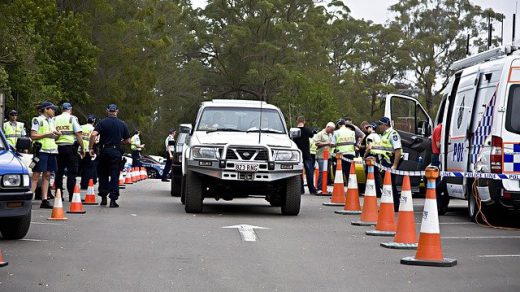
<box><xmin>180</xmin><ymin>125</ymin><xmax>192</xmax><ymax>134</ymax></box>
<box><xmin>289</xmin><ymin>128</ymin><xmax>301</xmax><ymax>139</ymax></box>
<box><xmin>15</xmin><ymin>137</ymin><xmax>31</xmax><ymax>153</ymax></box>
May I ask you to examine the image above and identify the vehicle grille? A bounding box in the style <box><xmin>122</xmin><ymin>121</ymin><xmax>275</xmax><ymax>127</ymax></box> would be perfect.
<box><xmin>225</xmin><ymin>148</ymin><xmax>268</xmax><ymax>161</ymax></box>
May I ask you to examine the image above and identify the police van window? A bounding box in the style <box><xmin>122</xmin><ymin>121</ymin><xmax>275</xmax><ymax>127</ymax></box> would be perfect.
<box><xmin>416</xmin><ymin>104</ymin><xmax>430</xmax><ymax>136</ymax></box>
<box><xmin>391</xmin><ymin>97</ymin><xmax>416</xmax><ymax>133</ymax></box>
<box><xmin>506</xmin><ymin>85</ymin><xmax>520</xmax><ymax>134</ymax></box>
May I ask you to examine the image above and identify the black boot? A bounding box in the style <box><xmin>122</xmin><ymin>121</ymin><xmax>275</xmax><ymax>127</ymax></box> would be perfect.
<box><xmin>100</xmin><ymin>197</ymin><xmax>107</xmax><ymax>206</ymax></box>
<box><xmin>109</xmin><ymin>200</ymin><xmax>119</xmax><ymax>208</ymax></box>
<box><xmin>40</xmin><ymin>200</ymin><xmax>53</xmax><ymax>209</ymax></box>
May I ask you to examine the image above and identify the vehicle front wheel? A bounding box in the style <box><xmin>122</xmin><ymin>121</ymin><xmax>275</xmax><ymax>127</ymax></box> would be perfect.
<box><xmin>0</xmin><ymin>212</ymin><xmax>31</xmax><ymax>240</ymax></box>
<box><xmin>281</xmin><ymin>176</ymin><xmax>301</xmax><ymax>216</ymax></box>
<box><xmin>171</xmin><ymin>165</ymin><xmax>182</xmax><ymax>197</ymax></box>
<box><xmin>185</xmin><ymin>170</ymin><xmax>203</xmax><ymax>213</ymax></box>
<box><xmin>147</xmin><ymin>168</ymin><xmax>159</xmax><ymax>179</ymax></box>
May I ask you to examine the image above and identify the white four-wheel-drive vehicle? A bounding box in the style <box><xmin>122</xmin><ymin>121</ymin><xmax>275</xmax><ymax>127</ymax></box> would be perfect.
<box><xmin>178</xmin><ymin>99</ymin><xmax>303</xmax><ymax>215</ymax></box>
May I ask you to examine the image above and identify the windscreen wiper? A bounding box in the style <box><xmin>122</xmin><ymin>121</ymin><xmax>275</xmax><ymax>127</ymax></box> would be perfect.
<box><xmin>206</xmin><ymin>128</ymin><xmax>242</xmax><ymax>133</ymax></box>
<box><xmin>246</xmin><ymin>128</ymin><xmax>283</xmax><ymax>134</ymax></box>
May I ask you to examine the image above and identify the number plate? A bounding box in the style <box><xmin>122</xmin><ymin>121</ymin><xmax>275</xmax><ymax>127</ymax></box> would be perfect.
<box><xmin>235</xmin><ymin>163</ymin><xmax>259</xmax><ymax>172</ymax></box>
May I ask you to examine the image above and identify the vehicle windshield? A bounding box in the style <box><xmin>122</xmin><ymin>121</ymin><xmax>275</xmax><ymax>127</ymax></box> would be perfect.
<box><xmin>506</xmin><ymin>85</ymin><xmax>520</xmax><ymax>134</ymax></box>
<box><xmin>0</xmin><ymin>131</ymin><xmax>6</xmax><ymax>150</ymax></box>
<box><xmin>197</xmin><ymin>107</ymin><xmax>286</xmax><ymax>134</ymax></box>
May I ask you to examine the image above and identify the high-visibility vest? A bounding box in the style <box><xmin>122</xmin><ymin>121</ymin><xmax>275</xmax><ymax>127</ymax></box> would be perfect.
<box><xmin>309</xmin><ymin>138</ymin><xmax>317</xmax><ymax>155</ymax></box>
<box><xmin>371</xmin><ymin>128</ymin><xmax>399</xmax><ymax>162</ymax></box>
<box><xmin>55</xmin><ymin>113</ymin><xmax>78</xmax><ymax>145</ymax></box>
<box><xmin>3</xmin><ymin>121</ymin><xmax>24</xmax><ymax>147</ymax></box>
<box><xmin>334</xmin><ymin>126</ymin><xmax>356</xmax><ymax>155</ymax></box>
<box><xmin>80</xmin><ymin>124</ymin><xmax>94</xmax><ymax>150</ymax></box>
<box><xmin>33</xmin><ymin>116</ymin><xmax>58</xmax><ymax>153</ymax></box>
<box><xmin>131</xmin><ymin>135</ymin><xmax>141</xmax><ymax>151</ymax></box>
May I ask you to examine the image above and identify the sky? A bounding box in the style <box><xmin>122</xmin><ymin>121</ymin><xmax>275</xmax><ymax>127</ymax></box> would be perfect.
<box><xmin>191</xmin><ymin>0</ymin><xmax>518</xmax><ymax>44</ymax></box>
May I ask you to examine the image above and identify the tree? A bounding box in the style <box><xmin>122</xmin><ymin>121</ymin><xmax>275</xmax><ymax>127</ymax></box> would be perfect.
<box><xmin>391</xmin><ymin>0</ymin><xmax>500</xmax><ymax>113</ymax></box>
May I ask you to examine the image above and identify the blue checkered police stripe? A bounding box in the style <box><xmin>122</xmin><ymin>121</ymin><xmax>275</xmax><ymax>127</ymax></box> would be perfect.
<box><xmin>470</xmin><ymin>86</ymin><xmax>498</xmax><ymax>164</ymax></box>
<box><xmin>341</xmin><ymin>156</ymin><xmax>520</xmax><ymax>181</ymax></box>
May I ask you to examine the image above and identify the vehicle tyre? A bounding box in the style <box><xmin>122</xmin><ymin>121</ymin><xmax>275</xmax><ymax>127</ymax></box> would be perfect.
<box><xmin>281</xmin><ymin>176</ymin><xmax>301</xmax><ymax>216</ymax></box>
<box><xmin>185</xmin><ymin>170</ymin><xmax>203</xmax><ymax>213</ymax></box>
<box><xmin>467</xmin><ymin>181</ymin><xmax>478</xmax><ymax>222</ymax></box>
<box><xmin>0</xmin><ymin>212</ymin><xmax>31</xmax><ymax>240</ymax></box>
<box><xmin>437</xmin><ymin>180</ymin><xmax>449</xmax><ymax>215</ymax></box>
<box><xmin>147</xmin><ymin>168</ymin><xmax>159</xmax><ymax>179</ymax></box>
<box><xmin>180</xmin><ymin>175</ymin><xmax>186</xmax><ymax>205</ymax></box>
<box><xmin>171</xmin><ymin>165</ymin><xmax>182</xmax><ymax>197</ymax></box>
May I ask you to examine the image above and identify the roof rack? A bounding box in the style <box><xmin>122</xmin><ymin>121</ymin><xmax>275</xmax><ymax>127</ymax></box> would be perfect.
<box><xmin>450</xmin><ymin>41</ymin><xmax>519</xmax><ymax>71</ymax></box>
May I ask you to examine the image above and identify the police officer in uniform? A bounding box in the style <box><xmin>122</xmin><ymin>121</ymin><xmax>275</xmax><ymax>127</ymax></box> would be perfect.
<box><xmin>313</xmin><ymin>122</ymin><xmax>335</xmax><ymax>194</ymax></box>
<box><xmin>30</xmin><ymin>101</ymin><xmax>60</xmax><ymax>209</ymax></box>
<box><xmin>130</xmin><ymin>130</ymin><xmax>145</xmax><ymax>167</ymax></box>
<box><xmin>333</xmin><ymin>119</ymin><xmax>356</xmax><ymax>185</ymax></box>
<box><xmin>89</xmin><ymin>104</ymin><xmax>130</xmax><ymax>208</ymax></box>
<box><xmin>374</xmin><ymin>117</ymin><xmax>402</xmax><ymax>211</ymax></box>
<box><xmin>3</xmin><ymin>110</ymin><xmax>26</xmax><ymax>149</ymax></box>
<box><xmin>364</xmin><ymin>122</ymin><xmax>383</xmax><ymax>197</ymax></box>
<box><xmin>54</xmin><ymin>103</ymin><xmax>84</xmax><ymax>202</ymax></box>
<box><xmin>80</xmin><ymin>115</ymin><xmax>97</xmax><ymax>189</ymax></box>
<box><xmin>161</xmin><ymin>129</ymin><xmax>176</xmax><ymax>182</ymax></box>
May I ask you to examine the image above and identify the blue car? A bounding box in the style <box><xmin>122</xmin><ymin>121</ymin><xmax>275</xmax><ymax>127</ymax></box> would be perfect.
<box><xmin>0</xmin><ymin>129</ymin><xmax>32</xmax><ymax>239</ymax></box>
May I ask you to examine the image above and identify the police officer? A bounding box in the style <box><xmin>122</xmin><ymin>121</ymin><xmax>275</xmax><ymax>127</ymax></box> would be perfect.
<box><xmin>161</xmin><ymin>129</ymin><xmax>176</xmax><ymax>182</ymax></box>
<box><xmin>54</xmin><ymin>103</ymin><xmax>84</xmax><ymax>202</ymax></box>
<box><xmin>363</xmin><ymin>122</ymin><xmax>383</xmax><ymax>197</ymax></box>
<box><xmin>3</xmin><ymin>110</ymin><xmax>26</xmax><ymax>149</ymax></box>
<box><xmin>130</xmin><ymin>130</ymin><xmax>145</xmax><ymax>167</ymax></box>
<box><xmin>89</xmin><ymin>104</ymin><xmax>130</xmax><ymax>208</ymax></box>
<box><xmin>333</xmin><ymin>119</ymin><xmax>356</xmax><ymax>185</ymax></box>
<box><xmin>30</xmin><ymin>101</ymin><xmax>60</xmax><ymax>209</ymax></box>
<box><xmin>80</xmin><ymin>115</ymin><xmax>97</xmax><ymax>189</ymax></box>
<box><xmin>375</xmin><ymin>117</ymin><xmax>402</xmax><ymax>211</ymax></box>
<box><xmin>313</xmin><ymin>122</ymin><xmax>335</xmax><ymax>194</ymax></box>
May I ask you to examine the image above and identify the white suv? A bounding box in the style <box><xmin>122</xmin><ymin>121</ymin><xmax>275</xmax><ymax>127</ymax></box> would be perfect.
<box><xmin>179</xmin><ymin>99</ymin><xmax>303</xmax><ymax>215</ymax></box>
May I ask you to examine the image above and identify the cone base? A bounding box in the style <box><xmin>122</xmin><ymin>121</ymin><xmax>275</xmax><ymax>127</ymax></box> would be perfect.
<box><xmin>351</xmin><ymin>220</ymin><xmax>376</xmax><ymax>226</ymax></box>
<box><xmin>335</xmin><ymin>210</ymin><xmax>362</xmax><ymax>215</ymax></box>
<box><xmin>381</xmin><ymin>242</ymin><xmax>418</xmax><ymax>250</ymax></box>
<box><xmin>119</xmin><ymin>186</ymin><xmax>126</xmax><ymax>189</ymax></box>
<box><xmin>366</xmin><ymin>230</ymin><xmax>395</xmax><ymax>237</ymax></box>
<box><xmin>83</xmin><ymin>202</ymin><xmax>98</xmax><ymax>205</ymax></box>
<box><xmin>67</xmin><ymin>210</ymin><xmax>86</xmax><ymax>214</ymax></box>
<box><xmin>323</xmin><ymin>202</ymin><xmax>345</xmax><ymax>206</ymax></box>
<box><xmin>0</xmin><ymin>262</ymin><xmax>7</xmax><ymax>267</ymax></box>
<box><xmin>400</xmin><ymin>256</ymin><xmax>457</xmax><ymax>267</ymax></box>
<box><xmin>47</xmin><ymin>217</ymin><xmax>68</xmax><ymax>221</ymax></box>
<box><xmin>315</xmin><ymin>192</ymin><xmax>331</xmax><ymax>196</ymax></box>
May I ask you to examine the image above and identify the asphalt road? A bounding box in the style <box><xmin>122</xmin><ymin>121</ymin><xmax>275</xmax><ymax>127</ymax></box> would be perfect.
<box><xmin>1</xmin><ymin>180</ymin><xmax>519</xmax><ymax>292</ymax></box>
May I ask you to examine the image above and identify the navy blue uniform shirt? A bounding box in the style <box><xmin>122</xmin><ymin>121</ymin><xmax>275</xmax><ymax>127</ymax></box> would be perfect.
<box><xmin>94</xmin><ymin>116</ymin><xmax>130</xmax><ymax>146</ymax></box>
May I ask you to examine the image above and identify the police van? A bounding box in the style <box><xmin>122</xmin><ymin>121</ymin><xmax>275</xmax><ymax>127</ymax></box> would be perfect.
<box><xmin>384</xmin><ymin>42</ymin><xmax>520</xmax><ymax>221</ymax></box>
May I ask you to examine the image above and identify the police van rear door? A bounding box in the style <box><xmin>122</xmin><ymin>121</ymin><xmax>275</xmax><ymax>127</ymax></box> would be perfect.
<box><xmin>384</xmin><ymin>94</ymin><xmax>433</xmax><ymax>189</ymax></box>
<box><xmin>445</xmin><ymin>67</ymin><xmax>481</xmax><ymax>198</ymax></box>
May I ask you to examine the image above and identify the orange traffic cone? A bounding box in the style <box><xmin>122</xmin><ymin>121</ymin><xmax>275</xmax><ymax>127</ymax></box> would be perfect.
<box><xmin>366</xmin><ymin>171</ymin><xmax>396</xmax><ymax>236</ymax></box>
<box><xmin>84</xmin><ymin>179</ymin><xmax>98</xmax><ymax>205</ymax></box>
<box><xmin>318</xmin><ymin>148</ymin><xmax>331</xmax><ymax>196</ymax></box>
<box><xmin>141</xmin><ymin>167</ymin><xmax>147</xmax><ymax>180</ymax></box>
<box><xmin>48</xmin><ymin>189</ymin><xmax>67</xmax><ymax>221</ymax></box>
<box><xmin>381</xmin><ymin>175</ymin><xmax>417</xmax><ymax>249</ymax></box>
<box><xmin>0</xmin><ymin>248</ymin><xmax>8</xmax><ymax>267</ymax></box>
<box><xmin>324</xmin><ymin>153</ymin><xmax>346</xmax><ymax>206</ymax></box>
<box><xmin>314</xmin><ymin>162</ymin><xmax>319</xmax><ymax>189</ymax></box>
<box><xmin>335</xmin><ymin>162</ymin><xmax>361</xmax><ymax>214</ymax></box>
<box><xmin>351</xmin><ymin>157</ymin><xmax>378</xmax><ymax>226</ymax></box>
<box><xmin>119</xmin><ymin>172</ymin><xmax>126</xmax><ymax>189</ymax></box>
<box><xmin>132</xmin><ymin>167</ymin><xmax>138</xmax><ymax>183</ymax></box>
<box><xmin>67</xmin><ymin>184</ymin><xmax>86</xmax><ymax>214</ymax></box>
<box><xmin>401</xmin><ymin>167</ymin><xmax>457</xmax><ymax>267</ymax></box>
<box><xmin>125</xmin><ymin>169</ymin><xmax>133</xmax><ymax>184</ymax></box>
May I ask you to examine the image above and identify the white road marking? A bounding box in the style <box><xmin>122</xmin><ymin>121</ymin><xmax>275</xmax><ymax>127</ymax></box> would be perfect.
<box><xmin>31</xmin><ymin>221</ymin><xmax>62</xmax><ymax>225</ymax></box>
<box><xmin>478</xmin><ymin>255</ymin><xmax>520</xmax><ymax>258</ymax></box>
<box><xmin>222</xmin><ymin>224</ymin><xmax>269</xmax><ymax>242</ymax></box>
<box><xmin>443</xmin><ymin>236</ymin><xmax>520</xmax><ymax>239</ymax></box>
<box><xmin>20</xmin><ymin>238</ymin><xmax>48</xmax><ymax>242</ymax></box>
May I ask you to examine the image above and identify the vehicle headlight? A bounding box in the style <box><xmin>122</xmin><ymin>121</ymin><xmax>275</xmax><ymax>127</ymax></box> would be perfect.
<box><xmin>273</xmin><ymin>150</ymin><xmax>300</xmax><ymax>162</ymax></box>
<box><xmin>23</xmin><ymin>174</ymin><xmax>30</xmax><ymax>187</ymax></box>
<box><xmin>2</xmin><ymin>174</ymin><xmax>22</xmax><ymax>187</ymax></box>
<box><xmin>192</xmin><ymin>147</ymin><xmax>220</xmax><ymax>160</ymax></box>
